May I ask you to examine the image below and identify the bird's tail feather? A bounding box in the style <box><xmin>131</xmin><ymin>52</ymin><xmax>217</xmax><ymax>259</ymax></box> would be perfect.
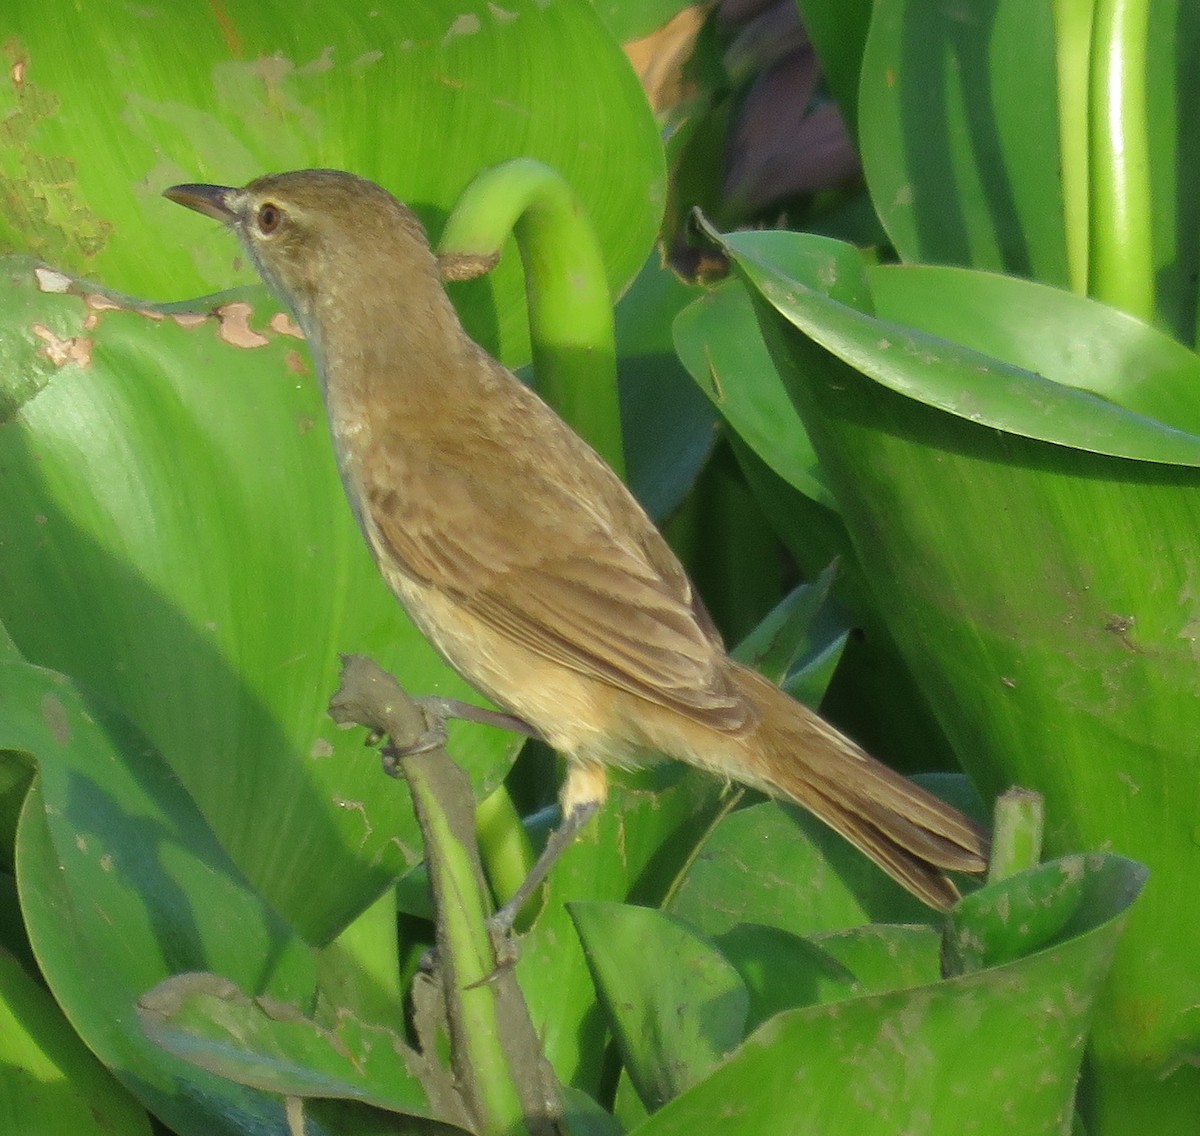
<box><xmin>730</xmin><ymin>663</ymin><xmax>989</xmax><ymax>910</ymax></box>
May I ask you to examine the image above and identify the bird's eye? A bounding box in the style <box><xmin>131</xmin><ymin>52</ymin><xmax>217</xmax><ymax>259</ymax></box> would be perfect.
<box><xmin>257</xmin><ymin>202</ymin><xmax>282</xmax><ymax>234</ymax></box>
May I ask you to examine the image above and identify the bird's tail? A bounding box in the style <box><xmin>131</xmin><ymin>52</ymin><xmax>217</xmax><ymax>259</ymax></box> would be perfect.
<box><xmin>729</xmin><ymin>663</ymin><xmax>989</xmax><ymax>909</ymax></box>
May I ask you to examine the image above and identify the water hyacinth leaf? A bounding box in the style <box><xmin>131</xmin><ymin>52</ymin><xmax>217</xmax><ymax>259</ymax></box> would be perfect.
<box><xmin>628</xmin><ymin>853</ymin><xmax>1143</xmax><ymax>1136</ymax></box>
<box><xmin>673</xmin><ymin>277</ymin><xmax>833</xmax><ymax>508</ymax></box>
<box><xmin>669</xmin><ymin>800</ymin><xmax>931</xmax><ymax>936</ymax></box>
<box><xmin>711</xmin><ymin>223</ymin><xmax>1200</xmax><ymax>1118</ymax></box>
<box><xmin>570</xmin><ymin>902</ymin><xmax>748</xmax><ymax>1113</ymax></box>
<box><xmin>138</xmin><ymin>972</ymin><xmax>452</xmax><ymax>1123</ymax></box>
<box><xmin>713</xmin><ymin>227</ymin><xmax>1200</xmax><ymax>466</ymax></box>
<box><xmin>0</xmin><ymin>0</ymin><xmax>663</xmax><ymax>367</ymax></box>
<box><xmin>0</xmin><ymin>947</ymin><xmax>153</xmax><ymax>1136</ymax></box>
<box><xmin>858</xmin><ymin>0</ymin><xmax>1069</xmax><ymax>286</ymax></box>
<box><xmin>7</xmin><ymin>661</ymin><xmax>318</xmax><ymax>1135</ymax></box>
<box><xmin>0</xmin><ymin>265</ymin><xmax>509</xmax><ymax>944</ymax></box>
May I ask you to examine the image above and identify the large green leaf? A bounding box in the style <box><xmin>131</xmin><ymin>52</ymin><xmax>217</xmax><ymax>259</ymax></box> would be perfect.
<box><xmin>867</xmin><ymin>263</ymin><xmax>1200</xmax><ymax>434</ymax></box>
<box><xmin>668</xmin><ymin>799</ymin><xmax>932</xmax><ymax>935</ymax></box>
<box><xmin>138</xmin><ymin>972</ymin><xmax>450</xmax><ymax>1122</ymax></box>
<box><xmin>570</xmin><ymin>903</ymin><xmax>748</xmax><ymax>1114</ymax></box>
<box><xmin>574</xmin><ymin>849</ymin><xmax>1143</xmax><ymax>1136</ymax></box>
<box><xmin>714</xmin><ymin>225</ymin><xmax>1200</xmax><ymax>1128</ymax></box>
<box><xmin>858</xmin><ymin>0</ymin><xmax>1068</xmax><ymax>285</ymax></box>
<box><xmin>0</xmin><ymin>0</ymin><xmax>663</xmax><ymax>365</ymax></box>
<box><xmin>674</xmin><ymin>277</ymin><xmax>833</xmax><ymax>508</ymax></box>
<box><xmin>857</xmin><ymin>0</ymin><xmax>1200</xmax><ymax>341</ymax></box>
<box><xmin>0</xmin><ymin>947</ymin><xmax>152</xmax><ymax>1136</ymax></box>
<box><xmin>7</xmin><ymin>660</ymin><xmax>320</xmax><ymax>1134</ymax></box>
<box><xmin>716</xmin><ymin>228</ymin><xmax>1200</xmax><ymax>465</ymax></box>
<box><xmin>513</xmin><ymin>767</ymin><xmax>726</xmax><ymax>1095</ymax></box>
<box><xmin>0</xmin><ymin>264</ymin><xmax>509</xmax><ymax>944</ymax></box>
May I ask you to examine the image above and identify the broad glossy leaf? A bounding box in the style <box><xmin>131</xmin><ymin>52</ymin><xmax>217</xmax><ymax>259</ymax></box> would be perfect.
<box><xmin>868</xmin><ymin>263</ymin><xmax>1200</xmax><ymax>434</ymax></box>
<box><xmin>8</xmin><ymin>661</ymin><xmax>318</xmax><ymax>1135</ymax></box>
<box><xmin>1141</xmin><ymin>0</ymin><xmax>1200</xmax><ymax>342</ymax></box>
<box><xmin>139</xmin><ymin>972</ymin><xmax>450</xmax><ymax>1122</ymax></box>
<box><xmin>570</xmin><ymin>902</ymin><xmax>748</xmax><ymax>1112</ymax></box>
<box><xmin>858</xmin><ymin>0</ymin><xmax>1068</xmax><ymax>285</ymax></box>
<box><xmin>668</xmin><ymin>800</ymin><xmax>932</xmax><ymax>935</ymax></box>
<box><xmin>0</xmin><ymin>265</ymin><xmax>509</xmax><ymax>943</ymax></box>
<box><xmin>719</xmin><ymin>228</ymin><xmax>1200</xmax><ymax>465</ymax></box>
<box><xmin>0</xmin><ymin>0</ymin><xmax>663</xmax><ymax>366</ymax></box>
<box><xmin>947</xmin><ymin>854</ymin><xmax>1145</xmax><ymax>976</ymax></box>
<box><xmin>0</xmin><ymin>948</ymin><xmax>152</xmax><ymax>1136</ymax></box>
<box><xmin>712</xmin><ymin>923</ymin><xmax>858</xmax><ymax>1031</ymax></box>
<box><xmin>716</xmin><ymin>225</ymin><xmax>1200</xmax><ymax>1105</ymax></box>
<box><xmin>514</xmin><ymin>767</ymin><xmax>725</xmax><ymax>1094</ymax></box>
<box><xmin>674</xmin><ymin>277</ymin><xmax>833</xmax><ymax>508</ymax></box>
<box><xmin>616</xmin><ymin>254</ymin><xmax>716</xmax><ymax>521</ymax></box>
<box><xmin>812</xmin><ymin>924</ymin><xmax>942</xmax><ymax>996</ymax></box>
<box><xmin>629</xmin><ymin>854</ymin><xmax>1143</xmax><ymax>1136</ymax></box>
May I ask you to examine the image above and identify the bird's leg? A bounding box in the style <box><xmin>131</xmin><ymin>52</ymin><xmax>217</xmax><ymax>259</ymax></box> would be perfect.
<box><xmin>488</xmin><ymin>798</ymin><xmax>600</xmax><ymax>944</ymax></box>
<box><xmin>488</xmin><ymin>761</ymin><xmax>608</xmax><ymax>945</ymax></box>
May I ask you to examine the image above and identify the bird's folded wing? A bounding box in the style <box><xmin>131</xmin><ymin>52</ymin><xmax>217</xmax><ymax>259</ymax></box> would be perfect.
<box><xmin>363</xmin><ymin>447</ymin><xmax>750</xmax><ymax>733</ymax></box>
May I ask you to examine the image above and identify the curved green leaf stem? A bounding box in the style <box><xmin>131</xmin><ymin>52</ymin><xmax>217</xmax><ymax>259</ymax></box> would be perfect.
<box><xmin>475</xmin><ymin>783</ymin><xmax>537</xmax><ymax>926</ymax></box>
<box><xmin>1089</xmin><ymin>0</ymin><xmax>1154</xmax><ymax>321</ymax></box>
<box><xmin>439</xmin><ymin>159</ymin><xmax>625</xmax><ymax>476</ymax></box>
<box><xmin>1052</xmin><ymin>0</ymin><xmax>1095</xmax><ymax>294</ymax></box>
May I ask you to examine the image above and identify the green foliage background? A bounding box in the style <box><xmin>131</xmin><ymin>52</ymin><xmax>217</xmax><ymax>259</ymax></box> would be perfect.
<box><xmin>0</xmin><ymin>1</ymin><xmax>1193</xmax><ymax>1134</ymax></box>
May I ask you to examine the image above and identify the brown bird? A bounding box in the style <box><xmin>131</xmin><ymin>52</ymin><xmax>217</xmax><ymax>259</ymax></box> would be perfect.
<box><xmin>164</xmin><ymin>170</ymin><xmax>988</xmax><ymax>921</ymax></box>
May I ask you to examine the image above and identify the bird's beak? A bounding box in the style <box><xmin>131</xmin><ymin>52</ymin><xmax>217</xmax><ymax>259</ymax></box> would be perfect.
<box><xmin>163</xmin><ymin>183</ymin><xmax>239</xmax><ymax>225</ymax></box>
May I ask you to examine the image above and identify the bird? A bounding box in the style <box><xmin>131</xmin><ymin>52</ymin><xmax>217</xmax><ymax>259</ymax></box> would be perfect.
<box><xmin>164</xmin><ymin>169</ymin><xmax>988</xmax><ymax>923</ymax></box>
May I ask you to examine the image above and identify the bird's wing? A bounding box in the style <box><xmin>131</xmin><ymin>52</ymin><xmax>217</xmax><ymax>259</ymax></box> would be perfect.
<box><xmin>360</xmin><ymin>411</ymin><xmax>749</xmax><ymax>733</ymax></box>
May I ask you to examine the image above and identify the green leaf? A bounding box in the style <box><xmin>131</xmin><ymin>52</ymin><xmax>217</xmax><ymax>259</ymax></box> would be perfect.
<box><xmin>717</xmin><ymin>227</ymin><xmax>1200</xmax><ymax>466</ymax></box>
<box><xmin>617</xmin><ymin>254</ymin><xmax>717</xmax><ymax>521</ymax></box>
<box><xmin>674</xmin><ymin>277</ymin><xmax>834</xmax><ymax>508</ymax></box>
<box><xmin>867</xmin><ymin>262</ymin><xmax>1200</xmax><ymax>436</ymax></box>
<box><xmin>668</xmin><ymin>800</ymin><xmax>933</xmax><ymax>935</ymax></box>
<box><xmin>0</xmin><ymin>948</ymin><xmax>153</xmax><ymax>1136</ymax></box>
<box><xmin>0</xmin><ymin>266</ymin><xmax>509</xmax><ymax>943</ymax></box>
<box><xmin>8</xmin><ymin>661</ymin><xmax>318</xmax><ymax>1135</ymax></box>
<box><xmin>513</xmin><ymin>767</ymin><xmax>725</xmax><ymax>1095</ymax></box>
<box><xmin>138</xmin><ymin>972</ymin><xmax>453</xmax><ymax>1122</ymax></box>
<box><xmin>946</xmin><ymin>854</ymin><xmax>1144</xmax><ymax>976</ymax></box>
<box><xmin>858</xmin><ymin>0</ymin><xmax>1069</xmax><ymax>285</ymax></box>
<box><xmin>570</xmin><ymin>902</ymin><xmax>748</xmax><ymax>1112</ymax></box>
<box><xmin>628</xmin><ymin>854</ymin><xmax>1144</xmax><ymax>1136</ymax></box>
<box><xmin>812</xmin><ymin>924</ymin><xmax>943</xmax><ymax>996</ymax></box>
<box><xmin>711</xmin><ymin>924</ymin><xmax>858</xmax><ymax>1031</ymax></box>
<box><xmin>0</xmin><ymin>0</ymin><xmax>663</xmax><ymax>368</ymax></box>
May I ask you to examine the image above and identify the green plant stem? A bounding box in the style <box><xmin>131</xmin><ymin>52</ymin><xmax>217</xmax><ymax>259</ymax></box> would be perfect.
<box><xmin>439</xmin><ymin>159</ymin><xmax>624</xmax><ymax>476</ymax></box>
<box><xmin>404</xmin><ymin>752</ymin><xmax>529</xmax><ymax>1135</ymax></box>
<box><xmin>476</xmin><ymin>782</ymin><xmax>535</xmax><ymax>914</ymax></box>
<box><xmin>986</xmin><ymin>788</ymin><xmax>1045</xmax><ymax>884</ymax></box>
<box><xmin>328</xmin><ymin>656</ymin><xmax>541</xmax><ymax>1135</ymax></box>
<box><xmin>1052</xmin><ymin>0</ymin><xmax>1095</xmax><ymax>294</ymax></box>
<box><xmin>1088</xmin><ymin>0</ymin><xmax>1154</xmax><ymax>322</ymax></box>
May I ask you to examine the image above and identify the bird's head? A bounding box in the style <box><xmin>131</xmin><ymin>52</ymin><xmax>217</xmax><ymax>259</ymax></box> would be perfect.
<box><xmin>164</xmin><ymin>169</ymin><xmax>437</xmax><ymax>337</ymax></box>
